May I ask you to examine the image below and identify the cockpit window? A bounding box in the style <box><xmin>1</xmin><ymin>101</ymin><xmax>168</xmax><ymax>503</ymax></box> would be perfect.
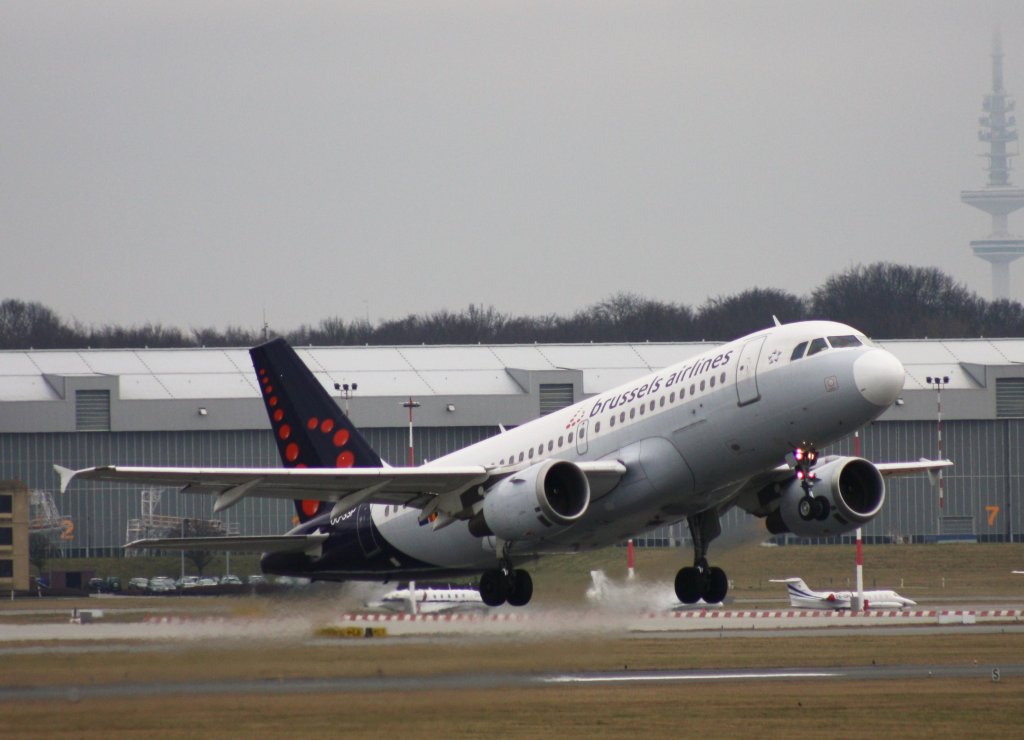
<box><xmin>790</xmin><ymin>341</ymin><xmax>808</xmax><ymax>361</ymax></box>
<box><xmin>806</xmin><ymin>337</ymin><xmax>829</xmax><ymax>356</ymax></box>
<box><xmin>827</xmin><ymin>335</ymin><xmax>862</xmax><ymax>349</ymax></box>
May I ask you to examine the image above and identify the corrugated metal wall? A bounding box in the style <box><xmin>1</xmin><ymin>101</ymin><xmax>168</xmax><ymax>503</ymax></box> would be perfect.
<box><xmin>2</xmin><ymin>419</ymin><xmax>1022</xmax><ymax>555</ymax></box>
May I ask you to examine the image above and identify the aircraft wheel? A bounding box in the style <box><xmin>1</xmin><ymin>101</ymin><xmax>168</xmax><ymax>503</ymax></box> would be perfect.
<box><xmin>797</xmin><ymin>496</ymin><xmax>815</xmax><ymax>521</ymax></box>
<box><xmin>674</xmin><ymin>567</ymin><xmax>705</xmax><ymax>604</ymax></box>
<box><xmin>704</xmin><ymin>566</ymin><xmax>728</xmax><ymax>604</ymax></box>
<box><xmin>813</xmin><ymin>497</ymin><xmax>831</xmax><ymax>521</ymax></box>
<box><xmin>479</xmin><ymin>569</ymin><xmax>507</xmax><ymax>607</ymax></box>
<box><xmin>506</xmin><ymin>569</ymin><xmax>533</xmax><ymax>607</ymax></box>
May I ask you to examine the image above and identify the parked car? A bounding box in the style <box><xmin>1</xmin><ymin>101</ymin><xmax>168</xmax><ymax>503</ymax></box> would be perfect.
<box><xmin>176</xmin><ymin>576</ymin><xmax>200</xmax><ymax>589</ymax></box>
<box><xmin>246</xmin><ymin>574</ymin><xmax>266</xmax><ymax>585</ymax></box>
<box><xmin>220</xmin><ymin>574</ymin><xmax>243</xmax><ymax>586</ymax></box>
<box><xmin>127</xmin><ymin>577</ymin><xmax>149</xmax><ymax>591</ymax></box>
<box><xmin>147</xmin><ymin>576</ymin><xmax>177</xmax><ymax>594</ymax></box>
<box><xmin>104</xmin><ymin>576</ymin><xmax>122</xmax><ymax>593</ymax></box>
<box><xmin>197</xmin><ymin>577</ymin><xmax>219</xmax><ymax>587</ymax></box>
<box><xmin>88</xmin><ymin>577</ymin><xmax>105</xmax><ymax>593</ymax></box>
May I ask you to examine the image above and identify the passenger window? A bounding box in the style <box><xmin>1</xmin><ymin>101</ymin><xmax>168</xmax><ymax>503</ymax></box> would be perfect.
<box><xmin>619</xmin><ymin>412</ymin><xmax>625</xmax><ymax>423</ymax></box>
<box><xmin>700</xmin><ymin>380</ymin><xmax>706</xmax><ymax>391</ymax></box>
<box><xmin>659</xmin><ymin>396</ymin><xmax>665</xmax><ymax>407</ymax></box>
<box><xmin>720</xmin><ymin>372</ymin><xmax>726</xmax><ymax>384</ymax></box>
<box><xmin>518</xmin><ymin>452</ymin><xmax>524</xmax><ymax>463</ymax></box>
<box><xmin>807</xmin><ymin>337</ymin><xmax>829</xmax><ymax>356</ymax></box>
<box><xmin>709</xmin><ymin>376</ymin><xmax>716</xmax><ymax>388</ymax></box>
<box><xmin>547</xmin><ymin>441</ymin><xmax>553</xmax><ymax>452</ymax></box>
<box><xmin>609</xmin><ymin>415</ymin><xmax>616</xmax><ymax>427</ymax></box>
<box><xmin>670</xmin><ymin>392</ymin><xmax>676</xmax><ymax>403</ymax></box>
<box><xmin>529</xmin><ymin>448</ymin><xmax>534</xmax><ymax>459</ymax></box>
<box><xmin>558</xmin><ymin>436</ymin><xmax>564</xmax><ymax>447</ymax></box>
<box><xmin>690</xmin><ymin>384</ymin><xmax>696</xmax><ymax>395</ymax></box>
<box><xmin>594</xmin><ymin>422</ymin><xmax>600</xmax><ymax>433</ymax></box>
<box><xmin>649</xmin><ymin>400</ymin><xmax>655</xmax><ymax>411</ymax></box>
<box><xmin>790</xmin><ymin>341</ymin><xmax>808</xmax><ymax>361</ymax></box>
<box><xmin>537</xmin><ymin>444</ymin><xmax>544</xmax><ymax>455</ymax></box>
<box><xmin>568</xmin><ymin>432</ymin><xmax>574</xmax><ymax>443</ymax></box>
<box><xmin>828</xmin><ymin>335</ymin><xmax>862</xmax><ymax>349</ymax></box>
<box><xmin>629</xmin><ymin>408</ymin><xmax>636</xmax><ymax>419</ymax></box>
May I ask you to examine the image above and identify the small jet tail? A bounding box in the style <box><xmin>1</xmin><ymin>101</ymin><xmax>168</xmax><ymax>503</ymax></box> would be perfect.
<box><xmin>770</xmin><ymin>577</ymin><xmax>813</xmax><ymax>603</ymax></box>
<box><xmin>250</xmin><ymin>338</ymin><xmax>384</xmax><ymax>523</ymax></box>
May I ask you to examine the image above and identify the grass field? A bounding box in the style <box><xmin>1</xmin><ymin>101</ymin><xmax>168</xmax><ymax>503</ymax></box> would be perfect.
<box><xmin>42</xmin><ymin>539</ymin><xmax>1024</xmax><ymax>604</ymax></box>
<box><xmin>5</xmin><ymin>542</ymin><xmax>1024</xmax><ymax>737</ymax></box>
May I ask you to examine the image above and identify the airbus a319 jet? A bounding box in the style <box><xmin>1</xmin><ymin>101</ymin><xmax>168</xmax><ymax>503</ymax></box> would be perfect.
<box><xmin>57</xmin><ymin>319</ymin><xmax>950</xmax><ymax>608</ymax></box>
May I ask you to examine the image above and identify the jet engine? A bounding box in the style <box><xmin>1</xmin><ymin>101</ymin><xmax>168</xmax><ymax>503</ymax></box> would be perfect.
<box><xmin>765</xmin><ymin>456</ymin><xmax>885</xmax><ymax>538</ymax></box>
<box><xmin>468</xmin><ymin>459</ymin><xmax>590</xmax><ymax>541</ymax></box>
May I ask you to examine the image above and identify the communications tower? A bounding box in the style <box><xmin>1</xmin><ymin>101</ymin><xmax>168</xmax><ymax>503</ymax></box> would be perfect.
<box><xmin>962</xmin><ymin>30</ymin><xmax>1024</xmax><ymax>300</ymax></box>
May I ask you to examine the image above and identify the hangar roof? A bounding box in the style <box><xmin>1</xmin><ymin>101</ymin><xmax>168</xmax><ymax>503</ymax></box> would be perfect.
<box><xmin>0</xmin><ymin>338</ymin><xmax>1020</xmax><ymax>402</ymax></box>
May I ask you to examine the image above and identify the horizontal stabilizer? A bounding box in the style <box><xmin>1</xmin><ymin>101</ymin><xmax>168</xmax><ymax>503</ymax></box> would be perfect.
<box><xmin>124</xmin><ymin>533</ymin><xmax>328</xmax><ymax>555</ymax></box>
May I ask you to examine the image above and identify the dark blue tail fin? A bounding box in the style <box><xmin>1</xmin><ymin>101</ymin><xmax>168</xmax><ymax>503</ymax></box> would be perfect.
<box><xmin>250</xmin><ymin>338</ymin><xmax>383</xmax><ymax>522</ymax></box>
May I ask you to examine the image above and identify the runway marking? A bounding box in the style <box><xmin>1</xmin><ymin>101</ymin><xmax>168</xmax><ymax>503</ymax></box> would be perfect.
<box><xmin>542</xmin><ymin>671</ymin><xmax>839</xmax><ymax>683</ymax></box>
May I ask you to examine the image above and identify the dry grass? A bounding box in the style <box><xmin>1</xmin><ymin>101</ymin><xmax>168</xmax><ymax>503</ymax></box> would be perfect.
<box><xmin>5</xmin><ymin>677</ymin><xmax>1024</xmax><ymax>738</ymax></box>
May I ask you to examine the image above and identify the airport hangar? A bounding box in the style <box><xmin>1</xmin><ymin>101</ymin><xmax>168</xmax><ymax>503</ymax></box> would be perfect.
<box><xmin>1</xmin><ymin>336</ymin><xmax>1023</xmax><ymax>573</ymax></box>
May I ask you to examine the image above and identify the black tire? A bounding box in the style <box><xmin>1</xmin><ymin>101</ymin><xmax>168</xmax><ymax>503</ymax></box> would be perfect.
<box><xmin>813</xmin><ymin>496</ymin><xmax>831</xmax><ymax>521</ymax></box>
<box><xmin>506</xmin><ymin>570</ymin><xmax>534</xmax><ymax>607</ymax></box>
<box><xmin>479</xmin><ymin>569</ymin><xmax>507</xmax><ymax>607</ymax></box>
<box><xmin>798</xmin><ymin>496</ymin><xmax>814</xmax><ymax>520</ymax></box>
<box><xmin>674</xmin><ymin>567</ymin><xmax>705</xmax><ymax>604</ymax></box>
<box><xmin>704</xmin><ymin>566</ymin><xmax>728</xmax><ymax>604</ymax></box>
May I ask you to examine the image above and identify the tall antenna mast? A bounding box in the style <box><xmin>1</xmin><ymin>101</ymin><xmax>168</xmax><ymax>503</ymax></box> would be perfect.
<box><xmin>962</xmin><ymin>28</ymin><xmax>1024</xmax><ymax>299</ymax></box>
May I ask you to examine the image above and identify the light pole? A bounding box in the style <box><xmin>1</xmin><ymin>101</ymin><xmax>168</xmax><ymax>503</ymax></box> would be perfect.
<box><xmin>334</xmin><ymin>382</ymin><xmax>358</xmax><ymax>417</ymax></box>
<box><xmin>926</xmin><ymin>375</ymin><xmax>950</xmax><ymax>538</ymax></box>
<box><xmin>402</xmin><ymin>398</ymin><xmax>420</xmax><ymax>467</ymax></box>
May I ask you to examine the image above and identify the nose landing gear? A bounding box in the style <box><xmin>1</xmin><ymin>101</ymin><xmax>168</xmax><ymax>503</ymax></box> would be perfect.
<box><xmin>793</xmin><ymin>444</ymin><xmax>829</xmax><ymax>521</ymax></box>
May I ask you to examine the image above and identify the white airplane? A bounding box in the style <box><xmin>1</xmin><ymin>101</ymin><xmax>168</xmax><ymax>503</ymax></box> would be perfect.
<box><xmin>56</xmin><ymin>319</ymin><xmax>950</xmax><ymax>608</ymax></box>
<box><xmin>771</xmin><ymin>577</ymin><xmax>917</xmax><ymax>610</ymax></box>
<box><xmin>366</xmin><ymin>581</ymin><xmax>487</xmax><ymax>615</ymax></box>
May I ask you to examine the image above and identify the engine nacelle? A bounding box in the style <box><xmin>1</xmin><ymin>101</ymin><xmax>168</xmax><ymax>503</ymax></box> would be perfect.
<box><xmin>765</xmin><ymin>456</ymin><xmax>885</xmax><ymax>537</ymax></box>
<box><xmin>468</xmin><ymin>460</ymin><xmax>590</xmax><ymax>541</ymax></box>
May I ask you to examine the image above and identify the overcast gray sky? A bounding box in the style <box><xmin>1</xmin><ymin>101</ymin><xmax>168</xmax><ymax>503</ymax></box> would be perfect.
<box><xmin>3</xmin><ymin>1</ymin><xmax>1024</xmax><ymax>332</ymax></box>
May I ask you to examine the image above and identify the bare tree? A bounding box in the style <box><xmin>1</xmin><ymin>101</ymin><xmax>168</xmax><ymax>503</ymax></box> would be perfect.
<box><xmin>29</xmin><ymin>532</ymin><xmax>51</xmax><ymax>576</ymax></box>
<box><xmin>810</xmin><ymin>263</ymin><xmax>984</xmax><ymax>338</ymax></box>
<box><xmin>696</xmin><ymin>288</ymin><xmax>807</xmax><ymax>340</ymax></box>
<box><xmin>0</xmin><ymin>299</ymin><xmax>76</xmax><ymax>349</ymax></box>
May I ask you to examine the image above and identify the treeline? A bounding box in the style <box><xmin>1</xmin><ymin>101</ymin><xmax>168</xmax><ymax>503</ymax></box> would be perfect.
<box><xmin>3</xmin><ymin>263</ymin><xmax>1024</xmax><ymax>350</ymax></box>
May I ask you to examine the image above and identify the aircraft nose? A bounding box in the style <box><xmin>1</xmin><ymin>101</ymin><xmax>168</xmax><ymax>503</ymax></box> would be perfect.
<box><xmin>853</xmin><ymin>349</ymin><xmax>905</xmax><ymax>407</ymax></box>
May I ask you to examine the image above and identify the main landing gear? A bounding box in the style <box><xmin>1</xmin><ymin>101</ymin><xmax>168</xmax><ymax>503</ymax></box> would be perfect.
<box><xmin>479</xmin><ymin>548</ymin><xmax>533</xmax><ymax>607</ymax></box>
<box><xmin>794</xmin><ymin>444</ymin><xmax>829</xmax><ymax>522</ymax></box>
<box><xmin>675</xmin><ymin>510</ymin><xmax>729</xmax><ymax>605</ymax></box>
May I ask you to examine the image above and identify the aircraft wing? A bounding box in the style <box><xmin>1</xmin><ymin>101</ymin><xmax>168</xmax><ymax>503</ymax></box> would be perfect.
<box><xmin>873</xmin><ymin>459</ymin><xmax>954</xmax><ymax>477</ymax></box>
<box><xmin>124</xmin><ymin>533</ymin><xmax>328</xmax><ymax>554</ymax></box>
<box><xmin>55</xmin><ymin>460</ymin><xmax>626</xmax><ymax>520</ymax></box>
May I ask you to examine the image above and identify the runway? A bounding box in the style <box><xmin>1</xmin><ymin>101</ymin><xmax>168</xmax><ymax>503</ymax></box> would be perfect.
<box><xmin>2</xmin><ymin>661</ymin><xmax>1022</xmax><ymax>703</ymax></box>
